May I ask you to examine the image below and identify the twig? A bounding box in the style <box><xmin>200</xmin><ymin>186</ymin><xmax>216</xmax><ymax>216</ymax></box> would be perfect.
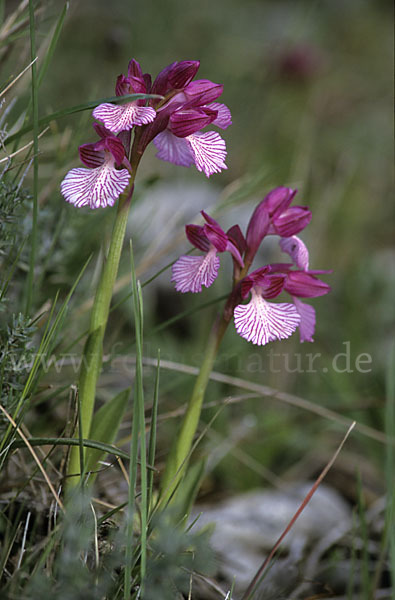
<box><xmin>240</xmin><ymin>421</ymin><xmax>356</xmax><ymax>600</ymax></box>
<box><xmin>0</xmin><ymin>57</ymin><xmax>38</xmax><ymax>98</ymax></box>
<box><xmin>0</xmin><ymin>127</ymin><xmax>49</xmax><ymax>163</ymax></box>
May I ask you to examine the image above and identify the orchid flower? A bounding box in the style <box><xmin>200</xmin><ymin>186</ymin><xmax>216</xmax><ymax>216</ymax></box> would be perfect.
<box><xmin>92</xmin><ymin>59</ymin><xmax>156</xmax><ymax>134</ymax></box>
<box><xmin>153</xmin><ymin>79</ymin><xmax>232</xmax><ymax>177</ymax></box>
<box><xmin>60</xmin><ymin>125</ymin><xmax>131</xmax><ymax>209</ymax></box>
<box><xmin>233</xmin><ymin>268</ymin><xmax>301</xmax><ymax>345</ymax></box>
<box><xmin>171</xmin><ymin>211</ymin><xmax>243</xmax><ymax>293</ymax></box>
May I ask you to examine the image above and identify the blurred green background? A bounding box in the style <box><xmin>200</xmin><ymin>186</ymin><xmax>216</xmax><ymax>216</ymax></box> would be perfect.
<box><xmin>2</xmin><ymin>0</ymin><xmax>393</xmax><ymax>498</ymax></box>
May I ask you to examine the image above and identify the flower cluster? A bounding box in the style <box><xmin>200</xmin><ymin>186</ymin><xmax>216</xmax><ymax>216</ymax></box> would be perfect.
<box><xmin>61</xmin><ymin>59</ymin><xmax>231</xmax><ymax>209</ymax></box>
<box><xmin>172</xmin><ymin>187</ymin><xmax>330</xmax><ymax>346</ymax></box>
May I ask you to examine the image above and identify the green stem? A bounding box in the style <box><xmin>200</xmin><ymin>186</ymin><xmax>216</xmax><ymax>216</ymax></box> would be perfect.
<box><xmin>159</xmin><ymin>315</ymin><xmax>229</xmax><ymax>503</ymax></box>
<box><xmin>66</xmin><ymin>176</ymin><xmax>137</xmax><ymax>489</ymax></box>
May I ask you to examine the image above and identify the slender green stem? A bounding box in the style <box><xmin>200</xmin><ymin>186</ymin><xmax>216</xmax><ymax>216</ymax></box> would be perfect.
<box><xmin>66</xmin><ymin>176</ymin><xmax>137</xmax><ymax>489</ymax></box>
<box><xmin>159</xmin><ymin>315</ymin><xmax>229</xmax><ymax>503</ymax></box>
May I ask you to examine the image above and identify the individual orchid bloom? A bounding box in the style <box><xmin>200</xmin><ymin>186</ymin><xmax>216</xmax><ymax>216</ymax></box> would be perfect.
<box><xmin>171</xmin><ymin>211</ymin><xmax>243</xmax><ymax>293</ymax></box>
<box><xmin>234</xmin><ymin>267</ymin><xmax>301</xmax><ymax>346</ymax></box>
<box><xmin>92</xmin><ymin>59</ymin><xmax>156</xmax><ymax>134</ymax></box>
<box><xmin>153</xmin><ymin>78</ymin><xmax>232</xmax><ymax>177</ymax></box>
<box><xmin>60</xmin><ymin>125</ymin><xmax>131</xmax><ymax>209</ymax></box>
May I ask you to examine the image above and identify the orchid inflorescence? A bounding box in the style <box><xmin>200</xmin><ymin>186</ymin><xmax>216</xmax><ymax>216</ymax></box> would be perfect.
<box><xmin>171</xmin><ymin>187</ymin><xmax>331</xmax><ymax>346</ymax></box>
<box><xmin>61</xmin><ymin>59</ymin><xmax>231</xmax><ymax>209</ymax></box>
<box><xmin>60</xmin><ymin>58</ymin><xmax>330</xmax><ymax>347</ymax></box>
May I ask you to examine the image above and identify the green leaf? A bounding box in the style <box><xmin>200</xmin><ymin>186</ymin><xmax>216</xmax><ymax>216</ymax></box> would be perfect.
<box><xmin>84</xmin><ymin>387</ymin><xmax>130</xmax><ymax>476</ymax></box>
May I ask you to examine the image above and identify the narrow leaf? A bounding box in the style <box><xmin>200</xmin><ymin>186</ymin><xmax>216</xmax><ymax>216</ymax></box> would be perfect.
<box><xmin>84</xmin><ymin>387</ymin><xmax>130</xmax><ymax>477</ymax></box>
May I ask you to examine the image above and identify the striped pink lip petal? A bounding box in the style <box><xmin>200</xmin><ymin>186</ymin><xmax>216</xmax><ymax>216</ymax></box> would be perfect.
<box><xmin>92</xmin><ymin>102</ymin><xmax>156</xmax><ymax>134</ymax></box>
<box><xmin>185</xmin><ymin>131</ymin><xmax>227</xmax><ymax>177</ymax></box>
<box><xmin>171</xmin><ymin>250</ymin><xmax>220</xmax><ymax>293</ymax></box>
<box><xmin>60</xmin><ymin>162</ymin><xmax>130</xmax><ymax>210</ymax></box>
<box><xmin>234</xmin><ymin>289</ymin><xmax>301</xmax><ymax>346</ymax></box>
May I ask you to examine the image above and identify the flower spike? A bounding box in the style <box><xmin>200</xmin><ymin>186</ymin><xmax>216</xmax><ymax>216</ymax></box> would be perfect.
<box><xmin>171</xmin><ymin>185</ymin><xmax>330</xmax><ymax>345</ymax></box>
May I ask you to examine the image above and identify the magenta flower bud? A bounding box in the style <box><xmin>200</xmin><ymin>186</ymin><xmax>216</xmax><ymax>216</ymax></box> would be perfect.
<box><xmin>184</xmin><ymin>79</ymin><xmax>224</xmax><ymax>104</ymax></box>
<box><xmin>262</xmin><ymin>186</ymin><xmax>297</xmax><ymax>218</ymax></box>
<box><xmin>169</xmin><ymin>108</ymin><xmax>215</xmax><ymax>138</ymax></box>
<box><xmin>272</xmin><ymin>206</ymin><xmax>312</xmax><ymax>237</ymax></box>
<box><xmin>168</xmin><ymin>60</ymin><xmax>200</xmax><ymax>89</ymax></box>
<box><xmin>284</xmin><ymin>271</ymin><xmax>331</xmax><ymax>298</ymax></box>
<box><xmin>127</xmin><ymin>58</ymin><xmax>144</xmax><ymax>79</ymax></box>
<box><xmin>245</xmin><ymin>205</ymin><xmax>270</xmax><ymax>264</ymax></box>
<box><xmin>151</xmin><ymin>62</ymin><xmax>177</xmax><ymax>97</ymax></box>
<box><xmin>226</xmin><ymin>225</ymin><xmax>247</xmax><ymax>256</ymax></box>
<box><xmin>245</xmin><ymin>187</ymin><xmax>303</xmax><ymax>264</ymax></box>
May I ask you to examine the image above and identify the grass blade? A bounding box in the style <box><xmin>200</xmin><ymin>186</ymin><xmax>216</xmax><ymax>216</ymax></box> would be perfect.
<box><xmin>6</xmin><ymin>436</ymin><xmax>154</xmax><ymax>465</ymax></box>
<box><xmin>84</xmin><ymin>387</ymin><xmax>131</xmax><ymax>479</ymax></box>
<box><xmin>77</xmin><ymin>387</ymin><xmax>85</xmax><ymax>485</ymax></box>
<box><xmin>124</xmin><ymin>241</ymin><xmax>147</xmax><ymax>598</ymax></box>
<box><xmin>36</xmin><ymin>2</ymin><xmax>69</xmax><ymax>90</ymax></box>
<box><xmin>25</xmin><ymin>0</ymin><xmax>38</xmax><ymax>315</ymax></box>
<box><xmin>385</xmin><ymin>343</ymin><xmax>395</xmax><ymax>590</ymax></box>
<box><xmin>147</xmin><ymin>350</ymin><xmax>160</xmax><ymax>514</ymax></box>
